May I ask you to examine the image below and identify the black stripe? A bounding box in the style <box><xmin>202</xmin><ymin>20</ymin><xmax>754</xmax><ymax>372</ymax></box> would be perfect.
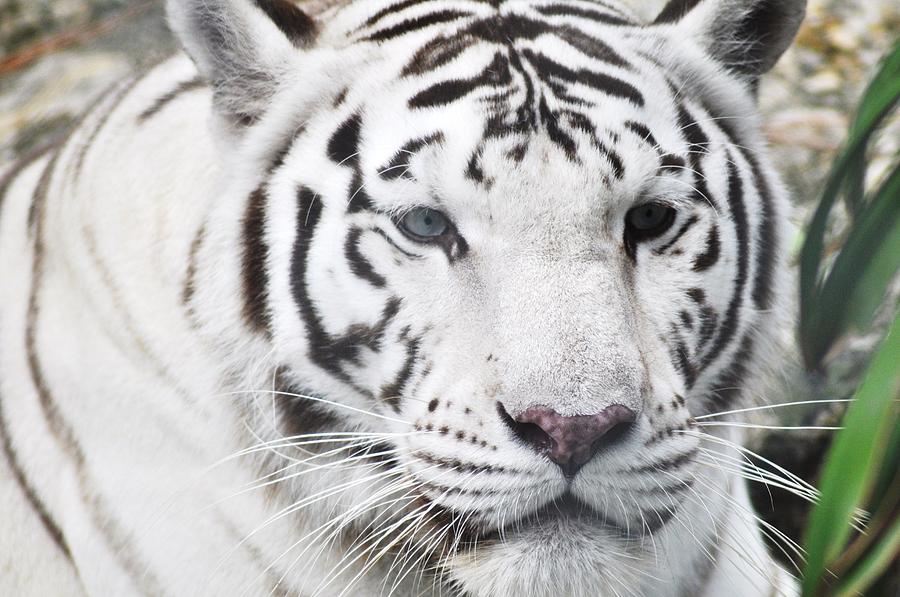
<box><xmin>743</xmin><ymin>150</ymin><xmax>778</xmax><ymax>311</ymax></box>
<box><xmin>624</xmin><ymin>120</ymin><xmax>660</xmax><ymax>151</ymax></box>
<box><xmin>72</xmin><ymin>78</ymin><xmax>140</xmax><ymax>182</ymax></box>
<box><xmin>345</xmin><ymin>228</ymin><xmax>387</xmax><ymax>288</ymax></box>
<box><xmin>659</xmin><ymin>153</ymin><xmax>687</xmax><ymax>171</ymax></box>
<box><xmin>0</xmin><ymin>388</ymin><xmax>74</xmax><ymax>562</ymax></box>
<box><xmin>692</xmin><ymin>223</ymin><xmax>720</xmax><ymax>271</ymax></box>
<box><xmin>707</xmin><ymin>334</ymin><xmax>755</xmax><ymax>410</ymax></box>
<box><xmin>540</xmin><ymin>97</ymin><xmax>578</xmax><ymax>160</ymax></box>
<box><xmin>379</xmin><ymin>334</ymin><xmax>421</xmax><ymax>411</ymax></box>
<box><xmin>695</xmin><ymin>105</ymin><xmax>778</xmax><ymax>312</ymax></box>
<box><xmin>328</xmin><ymin>113</ymin><xmax>363</xmax><ymax>167</ymax></box>
<box><xmin>1</xmin><ymin>144</ymin><xmax>59</xmax><ymax>233</ymax></box>
<box><xmin>672</xmin><ymin>336</ymin><xmax>697</xmax><ymax>388</ymax></box>
<box><xmin>628</xmin><ymin>447</ymin><xmax>697</xmax><ymax>474</ymax></box>
<box><xmin>408</xmin><ymin>52</ymin><xmax>513</xmax><ymax>110</ymax></box>
<box><xmin>291</xmin><ymin>186</ymin><xmax>337</xmax><ymax>372</ymax></box>
<box><xmin>327</xmin><ymin>114</ymin><xmax>376</xmax><ymax>213</ymax></box>
<box><xmin>534</xmin><ymin>4</ymin><xmax>633</xmax><ymax>26</ymax></box>
<box><xmin>136</xmin><ymin>77</ymin><xmax>205</xmax><ymax>123</ymax></box>
<box><xmin>676</xmin><ymin>104</ymin><xmax>717</xmax><ymax>210</ymax></box>
<box><xmin>252</xmin><ymin>0</ymin><xmax>316</xmax><ymax>46</ymax></box>
<box><xmin>372</xmin><ymin>226</ymin><xmax>423</xmax><ymax>260</ymax></box>
<box><xmin>26</xmin><ymin>151</ymin><xmax>164</xmax><ymax>596</ymax></box>
<box><xmin>697</xmin><ymin>304</ymin><xmax>718</xmax><ymax>350</ymax></box>
<box><xmin>653</xmin><ymin>0</ymin><xmax>703</xmax><ymax>24</ymax></box>
<box><xmin>553</xmin><ymin>25</ymin><xmax>632</xmax><ymax>70</ymax></box>
<box><xmin>642</xmin><ymin>505</ymin><xmax>677</xmax><ymax>532</ymax></box>
<box><xmin>364</xmin><ymin>0</ymin><xmax>430</xmax><ymax>28</ymax></box>
<box><xmin>522</xmin><ymin>49</ymin><xmax>644</xmax><ymax>107</ymax></box>
<box><xmin>564</xmin><ymin>110</ymin><xmax>625</xmax><ymax>177</ymax></box>
<box><xmin>273</xmin><ymin>369</ymin><xmax>340</xmax><ymax>439</ymax></box>
<box><xmin>402</xmin><ymin>33</ymin><xmax>477</xmax><ymax>77</ymax></box>
<box><xmin>242</xmin><ymin>185</ymin><xmax>271</xmax><ymax>334</ymax></box>
<box><xmin>291</xmin><ymin>187</ymin><xmax>401</xmax><ymax>382</ymax></box>
<box><xmin>379</xmin><ymin>132</ymin><xmax>444</xmax><ymax>180</ymax></box>
<box><xmin>182</xmin><ymin>222</ymin><xmax>206</xmax><ymax>328</ymax></box>
<box><xmin>699</xmin><ymin>156</ymin><xmax>749</xmax><ymax>371</ymax></box>
<box><xmin>653</xmin><ymin>214</ymin><xmax>699</xmax><ymax>255</ymax></box>
<box><xmin>363</xmin><ymin>9</ymin><xmax>471</xmax><ymax>42</ymax></box>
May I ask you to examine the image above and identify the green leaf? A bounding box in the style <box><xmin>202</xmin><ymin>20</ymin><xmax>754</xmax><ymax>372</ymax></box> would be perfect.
<box><xmin>803</xmin><ymin>164</ymin><xmax>900</xmax><ymax>362</ymax></box>
<box><xmin>799</xmin><ymin>41</ymin><xmax>900</xmax><ymax>368</ymax></box>
<box><xmin>836</xmin><ymin>516</ymin><xmax>900</xmax><ymax>597</ymax></box>
<box><xmin>801</xmin><ymin>313</ymin><xmax>900</xmax><ymax>596</ymax></box>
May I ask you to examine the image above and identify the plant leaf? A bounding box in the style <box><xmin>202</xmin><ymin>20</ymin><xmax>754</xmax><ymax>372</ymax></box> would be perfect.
<box><xmin>799</xmin><ymin>41</ymin><xmax>900</xmax><ymax>369</ymax></box>
<box><xmin>836</xmin><ymin>516</ymin><xmax>900</xmax><ymax>597</ymax></box>
<box><xmin>803</xmin><ymin>164</ymin><xmax>900</xmax><ymax>363</ymax></box>
<box><xmin>801</xmin><ymin>312</ymin><xmax>900</xmax><ymax>596</ymax></box>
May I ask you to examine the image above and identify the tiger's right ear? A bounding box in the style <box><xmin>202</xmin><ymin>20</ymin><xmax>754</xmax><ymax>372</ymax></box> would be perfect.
<box><xmin>166</xmin><ymin>0</ymin><xmax>317</xmax><ymax>128</ymax></box>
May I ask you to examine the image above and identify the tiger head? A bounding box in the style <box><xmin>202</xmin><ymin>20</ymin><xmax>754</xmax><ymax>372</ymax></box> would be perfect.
<box><xmin>169</xmin><ymin>0</ymin><xmax>804</xmax><ymax>594</ymax></box>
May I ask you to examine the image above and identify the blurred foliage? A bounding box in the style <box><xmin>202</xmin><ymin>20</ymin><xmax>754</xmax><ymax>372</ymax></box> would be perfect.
<box><xmin>800</xmin><ymin>40</ymin><xmax>900</xmax><ymax>597</ymax></box>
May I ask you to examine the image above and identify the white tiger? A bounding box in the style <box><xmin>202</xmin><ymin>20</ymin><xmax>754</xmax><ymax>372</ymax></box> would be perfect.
<box><xmin>0</xmin><ymin>0</ymin><xmax>807</xmax><ymax>595</ymax></box>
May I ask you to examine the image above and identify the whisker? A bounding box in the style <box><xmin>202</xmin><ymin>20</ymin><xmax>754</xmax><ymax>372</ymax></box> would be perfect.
<box><xmin>218</xmin><ymin>389</ymin><xmax>412</xmax><ymax>425</ymax></box>
<box><xmin>695</xmin><ymin>422</ymin><xmax>843</xmax><ymax>431</ymax></box>
<box><xmin>696</xmin><ymin>399</ymin><xmax>854</xmax><ymax>420</ymax></box>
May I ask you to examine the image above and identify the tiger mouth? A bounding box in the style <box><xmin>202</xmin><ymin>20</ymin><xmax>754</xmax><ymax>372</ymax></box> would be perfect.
<box><xmin>451</xmin><ymin>492</ymin><xmax>632</xmax><ymax>547</ymax></box>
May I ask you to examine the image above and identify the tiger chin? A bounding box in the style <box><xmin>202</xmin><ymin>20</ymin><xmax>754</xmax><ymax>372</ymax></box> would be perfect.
<box><xmin>0</xmin><ymin>0</ymin><xmax>805</xmax><ymax>595</ymax></box>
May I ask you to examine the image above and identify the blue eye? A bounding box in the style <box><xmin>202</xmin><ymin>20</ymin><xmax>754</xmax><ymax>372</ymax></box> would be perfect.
<box><xmin>399</xmin><ymin>207</ymin><xmax>450</xmax><ymax>240</ymax></box>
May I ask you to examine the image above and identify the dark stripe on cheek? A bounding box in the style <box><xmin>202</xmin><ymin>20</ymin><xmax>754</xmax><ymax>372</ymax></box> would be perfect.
<box><xmin>242</xmin><ymin>186</ymin><xmax>271</xmax><ymax>334</ymax></box>
<box><xmin>274</xmin><ymin>369</ymin><xmax>339</xmax><ymax>439</ymax></box>
<box><xmin>706</xmin><ymin>334</ymin><xmax>755</xmax><ymax>412</ymax></box>
<box><xmin>291</xmin><ymin>186</ymin><xmax>335</xmax><ymax>371</ymax></box>
<box><xmin>742</xmin><ymin>150</ymin><xmax>778</xmax><ymax>311</ymax></box>
<box><xmin>653</xmin><ymin>214</ymin><xmax>699</xmax><ymax>255</ymax></box>
<box><xmin>671</xmin><ymin>335</ymin><xmax>697</xmax><ymax>389</ymax></box>
<box><xmin>699</xmin><ymin>156</ymin><xmax>749</xmax><ymax>371</ymax></box>
<box><xmin>345</xmin><ymin>228</ymin><xmax>387</xmax><ymax>288</ymax></box>
<box><xmin>692</xmin><ymin>224</ymin><xmax>720</xmax><ymax>271</ymax></box>
<box><xmin>379</xmin><ymin>334</ymin><xmax>421</xmax><ymax>411</ymax></box>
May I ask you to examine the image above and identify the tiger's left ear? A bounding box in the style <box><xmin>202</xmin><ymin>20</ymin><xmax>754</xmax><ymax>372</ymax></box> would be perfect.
<box><xmin>166</xmin><ymin>0</ymin><xmax>317</xmax><ymax>129</ymax></box>
<box><xmin>654</xmin><ymin>0</ymin><xmax>806</xmax><ymax>80</ymax></box>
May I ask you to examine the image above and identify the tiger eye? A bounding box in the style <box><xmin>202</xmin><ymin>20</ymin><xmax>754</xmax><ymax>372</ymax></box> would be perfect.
<box><xmin>399</xmin><ymin>207</ymin><xmax>450</xmax><ymax>240</ymax></box>
<box><xmin>626</xmin><ymin>203</ymin><xmax>676</xmax><ymax>235</ymax></box>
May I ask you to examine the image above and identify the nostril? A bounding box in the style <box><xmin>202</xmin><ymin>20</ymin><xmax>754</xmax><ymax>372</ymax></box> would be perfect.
<box><xmin>589</xmin><ymin>417</ymin><xmax>635</xmax><ymax>455</ymax></box>
<box><xmin>497</xmin><ymin>402</ymin><xmax>554</xmax><ymax>452</ymax></box>
<box><xmin>498</xmin><ymin>402</ymin><xmax>637</xmax><ymax>476</ymax></box>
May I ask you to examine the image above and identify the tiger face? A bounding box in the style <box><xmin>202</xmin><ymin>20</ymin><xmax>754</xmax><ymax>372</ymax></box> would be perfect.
<box><xmin>170</xmin><ymin>0</ymin><xmax>804</xmax><ymax>594</ymax></box>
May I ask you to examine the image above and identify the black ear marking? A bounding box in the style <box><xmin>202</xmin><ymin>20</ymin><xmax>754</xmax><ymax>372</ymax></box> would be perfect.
<box><xmin>653</xmin><ymin>0</ymin><xmax>703</xmax><ymax>24</ymax></box>
<box><xmin>653</xmin><ymin>0</ymin><xmax>807</xmax><ymax>79</ymax></box>
<box><xmin>253</xmin><ymin>0</ymin><xmax>316</xmax><ymax>46</ymax></box>
<box><xmin>166</xmin><ymin>0</ymin><xmax>318</xmax><ymax>131</ymax></box>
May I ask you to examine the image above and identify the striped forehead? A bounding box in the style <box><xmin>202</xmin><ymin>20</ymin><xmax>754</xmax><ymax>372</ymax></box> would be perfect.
<box><xmin>323</xmin><ymin>1</ymin><xmax>692</xmax><ymax>194</ymax></box>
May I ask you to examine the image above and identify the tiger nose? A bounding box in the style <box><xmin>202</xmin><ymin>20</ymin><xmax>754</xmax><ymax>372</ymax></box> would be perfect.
<box><xmin>499</xmin><ymin>404</ymin><xmax>637</xmax><ymax>477</ymax></box>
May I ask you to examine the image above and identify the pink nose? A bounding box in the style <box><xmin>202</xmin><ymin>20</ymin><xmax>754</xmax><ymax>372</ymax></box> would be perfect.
<box><xmin>500</xmin><ymin>404</ymin><xmax>637</xmax><ymax>477</ymax></box>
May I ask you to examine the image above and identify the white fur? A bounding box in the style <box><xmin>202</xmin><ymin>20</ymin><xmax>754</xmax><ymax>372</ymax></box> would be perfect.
<box><xmin>1</xmin><ymin>1</ymin><xmax>805</xmax><ymax>595</ymax></box>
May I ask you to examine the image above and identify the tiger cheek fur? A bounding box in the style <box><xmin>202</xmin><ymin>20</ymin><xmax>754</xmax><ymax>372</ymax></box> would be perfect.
<box><xmin>0</xmin><ymin>1</ymin><xmax>805</xmax><ymax>596</ymax></box>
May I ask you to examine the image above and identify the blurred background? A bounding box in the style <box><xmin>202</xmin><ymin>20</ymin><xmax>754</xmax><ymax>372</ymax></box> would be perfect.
<box><xmin>1</xmin><ymin>0</ymin><xmax>898</xmax><ymax>592</ymax></box>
